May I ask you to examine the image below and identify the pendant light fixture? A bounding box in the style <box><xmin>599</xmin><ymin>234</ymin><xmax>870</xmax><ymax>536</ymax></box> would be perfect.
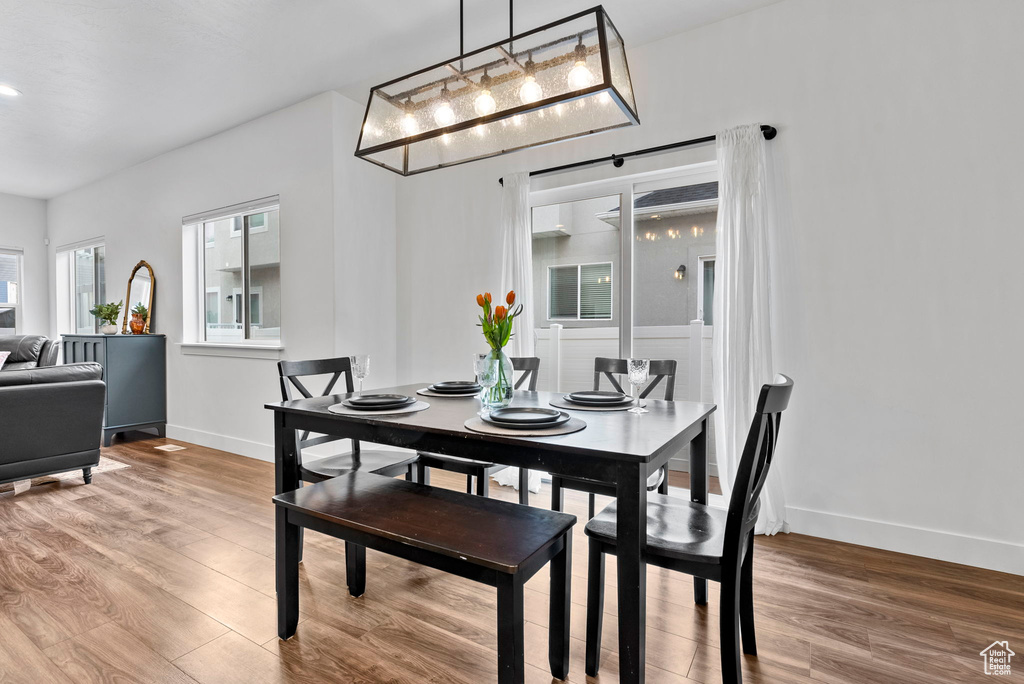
<box><xmin>355</xmin><ymin>4</ymin><xmax>639</xmax><ymax>176</ymax></box>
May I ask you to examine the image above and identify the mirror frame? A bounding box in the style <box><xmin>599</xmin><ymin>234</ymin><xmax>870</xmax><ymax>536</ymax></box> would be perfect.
<box><xmin>122</xmin><ymin>260</ymin><xmax>156</xmax><ymax>334</ymax></box>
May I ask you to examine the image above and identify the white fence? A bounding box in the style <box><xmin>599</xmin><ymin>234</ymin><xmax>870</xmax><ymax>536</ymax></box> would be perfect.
<box><xmin>533</xmin><ymin>322</ymin><xmax>717</xmax><ymax>472</ymax></box>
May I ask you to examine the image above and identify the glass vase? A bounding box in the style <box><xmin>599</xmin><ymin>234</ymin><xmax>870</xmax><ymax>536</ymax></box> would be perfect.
<box><xmin>481</xmin><ymin>348</ymin><xmax>514</xmax><ymax>410</ymax></box>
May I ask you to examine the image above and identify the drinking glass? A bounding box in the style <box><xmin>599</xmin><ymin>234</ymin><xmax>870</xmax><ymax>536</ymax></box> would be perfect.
<box><xmin>351</xmin><ymin>355</ymin><xmax>370</xmax><ymax>396</ymax></box>
<box><xmin>627</xmin><ymin>358</ymin><xmax>650</xmax><ymax>414</ymax></box>
<box><xmin>474</xmin><ymin>353</ymin><xmax>498</xmax><ymax>415</ymax></box>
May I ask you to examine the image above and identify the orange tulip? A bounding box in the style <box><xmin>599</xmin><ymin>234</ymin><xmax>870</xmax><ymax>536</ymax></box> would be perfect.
<box><xmin>494</xmin><ymin>305</ymin><xmax>507</xmax><ymax>321</ymax></box>
<box><xmin>476</xmin><ymin>294</ymin><xmax>486</xmax><ymax>307</ymax></box>
<box><xmin>506</xmin><ymin>290</ymin><xmax>516</xmax><ymax>306</ymax></box>
<box><xmin>484</xmin><ymin>292</ymin><xmax>492</xmax><ymax>304</ymax></box>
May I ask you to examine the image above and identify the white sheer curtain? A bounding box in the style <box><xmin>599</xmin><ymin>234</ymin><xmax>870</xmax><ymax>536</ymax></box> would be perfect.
<box><xmin>712</xmin><ymin>124</ymin><xmax>787</xmax><ymax>535</ymax></box>
<box><xmin>492</xmin><ymin>171</ymin><xmax>542</xmax><ymax>493</ymax></box>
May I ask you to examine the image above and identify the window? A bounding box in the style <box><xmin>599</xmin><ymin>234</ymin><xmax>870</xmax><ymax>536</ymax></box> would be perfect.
<box><xmin>548</xmin><ymin>262</ymin><xmax>612</xmax><ymax>320</ymax></box>
<box><xmin>0</xmin><ymin>248</ymin><xmax>23</xmax><ymax>335</ymax></box>
<box><xmin>55</xmin><ymin>242</ymin><xmax>105</xmax><ymax>334</ymax></box>
<box><xmin>189</xmin><ymin>197</ymin><xmax>280</xmax><ymax>345</ymax></box>
<box><xmin>697</xmin><ymin>256</ymin><xmax>715</xmax><ymax>325</ymax></box>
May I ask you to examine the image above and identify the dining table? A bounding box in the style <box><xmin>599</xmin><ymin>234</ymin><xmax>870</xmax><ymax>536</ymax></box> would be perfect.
<box><xmin>267</xmin><ymin>383</ymin><xmax>715</xmax><ymax>684</ymax></box>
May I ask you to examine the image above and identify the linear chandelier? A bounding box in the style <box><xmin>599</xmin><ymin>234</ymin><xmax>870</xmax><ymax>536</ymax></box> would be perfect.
<box><xmin>355</xmin><ymin>4</ymin><xmax>639</xmax><ymax>176</ymax></box>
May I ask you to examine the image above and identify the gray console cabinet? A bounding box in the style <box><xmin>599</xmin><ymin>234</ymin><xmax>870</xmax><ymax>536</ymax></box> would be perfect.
<box><xmin>62</xmin><ymin>334</ymin><xmax>167</xmax><ymax>446</ymax></box>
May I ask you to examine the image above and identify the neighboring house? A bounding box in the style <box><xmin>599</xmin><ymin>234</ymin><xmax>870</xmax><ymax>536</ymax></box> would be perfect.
<box><xmin>980</xmin><ymin>641</ymin><xmax>1015</xmax><ymax>676</ymax></box>
<box><xmin>531</xmin><ymin>182</ymin><xmax>718</xmax><ymax>329</ymax></box>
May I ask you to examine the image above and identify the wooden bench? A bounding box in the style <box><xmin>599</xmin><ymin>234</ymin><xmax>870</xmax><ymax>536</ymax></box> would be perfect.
<box><xmin>273</xmin><ymin>471</ymin><xmax>577</xmax><ymax>684</ymax></box>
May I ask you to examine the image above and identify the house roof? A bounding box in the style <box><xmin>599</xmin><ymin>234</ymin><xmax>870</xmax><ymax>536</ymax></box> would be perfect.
<box><xmin>634</xmin><ymin>182</ymin><xmax>718</xmax><ymax>209</ymax></box>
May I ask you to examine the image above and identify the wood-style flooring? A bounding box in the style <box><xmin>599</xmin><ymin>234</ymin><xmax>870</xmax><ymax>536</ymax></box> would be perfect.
<box><xmin>0</xmin><ymin>435</ymin><xmax>1019</xmax><ymax>683</ymax></box>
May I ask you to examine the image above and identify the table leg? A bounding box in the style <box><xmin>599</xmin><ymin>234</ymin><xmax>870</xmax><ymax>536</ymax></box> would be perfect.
<box><xmin>690</xmin><ymin>418</ymin><xmax>709</xmax><ymax>604</ymax></box>
<box><xmin>548</xmin><ymin>533</ymin><xmax>572</xmax><ymax>680</ymax></box>
<box><xmin>276</xmin><ymin>507</ymin><xmax>299</xmax><ymax>639</ymax></box>
<box><xmin>275</xmin><ymin>412</ymin><xmax>301</xmax><ymax>593</ymax></box>
<box><xmin>616</xmin><ymin>461</ymin><xmax>648</xmax><ymax>684</ymax></box>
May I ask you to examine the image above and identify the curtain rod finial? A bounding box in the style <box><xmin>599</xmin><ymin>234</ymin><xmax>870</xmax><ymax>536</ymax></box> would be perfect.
<box><xmin>498</xmin><ymin>177</ymin><xmax>504</xmax><ymax>186</ymax></box>
<box><xmin>761</xmin><ymin>125</ymin><xmax>777</xmax><ymax>140</ymax></box>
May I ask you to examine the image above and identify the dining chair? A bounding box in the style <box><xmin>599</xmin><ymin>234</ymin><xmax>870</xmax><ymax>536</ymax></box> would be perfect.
<box><xmin>550</xmin><ymin>357</ymin><xmax>677</xmax><ymax>518</ymax></box>
<box><xmin>278</xmin><ymin>357</ymin><xmax>420</xmax><ymax>558</ymax></box>
<box><xmin>584</xmin><ymin>375</ymin><xmax>793</xmax><ymax>684</ymax></box>
<box><xmin>415</xmin><ymin>356</ymin><xmax>540</xmax><ymax>504</ymax></box>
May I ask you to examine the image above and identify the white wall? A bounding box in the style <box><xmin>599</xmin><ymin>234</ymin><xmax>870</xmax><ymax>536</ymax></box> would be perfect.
<box><xmin>395</xmin><ymin>0</ymin><xmax>1024</xmax><ymax>573</ymax></box>
<box><xmin>46</xmin><ymin>92</ymin><xmax>398</xmax><ymax>460</ymax></box>
<box><xmin>0</xmin><ymin>192</ymin><xmax>48</xmax><ymax>334</ymax></box>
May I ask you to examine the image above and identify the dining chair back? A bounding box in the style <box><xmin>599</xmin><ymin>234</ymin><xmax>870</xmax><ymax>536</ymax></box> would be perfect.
<box><xmin>723</xmin><ymin>374</ymin><xmax>793</xmax><ymax>554</ymax></box>
<box><xmin>279</xmin><ymin>357</ymin><xmax>355</xmax><ymax>457</ymax></box>
<box><xmin>593</xmin><ymin>357</ymin><xmax>677</xmax><ymax>400</ymax></box>
<box><xmin>509</xmin><ymin>356</ymin><xmax>540</xmax><ymax>391</ymax></box>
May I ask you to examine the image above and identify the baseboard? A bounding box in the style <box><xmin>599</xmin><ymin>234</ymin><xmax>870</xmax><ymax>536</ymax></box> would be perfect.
<box><xmin>164</xmin><ymin>425</ymin><xmax>409</xmax><ymax>464</ymax></box>
<box><xmin>166</xmin><ymin>425</ymin><xmax>275</xmax><ymax>463</ymax></box>
<box><xmin>669</xmin><ymin>456</ymin><xmax>720</xmax><ymax>478</ymax></box>
<box><xmin>786</xmin><ymin>505</ymin><xmax>1024</xmax><ymax>576</ymax></box>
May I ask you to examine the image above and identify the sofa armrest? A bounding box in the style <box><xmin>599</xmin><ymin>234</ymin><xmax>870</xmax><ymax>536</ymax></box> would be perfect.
<box><xmin>0</xmin><ymin>380</ymin><xmax>106</xmax><ymax>463</ymax></box>
<box><xmin>39</xmin><ymin>339</ymin><xmax>59</xmax><ymax>367</ymax></box>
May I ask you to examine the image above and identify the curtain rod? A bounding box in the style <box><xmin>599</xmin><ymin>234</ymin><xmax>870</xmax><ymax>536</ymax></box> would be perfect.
<box><xmin>498</xmin><ymin>124</ymin><xmax>777</xmax><ymax>185</ymax></box>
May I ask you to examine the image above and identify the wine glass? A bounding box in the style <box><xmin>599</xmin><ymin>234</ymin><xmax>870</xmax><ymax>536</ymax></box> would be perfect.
<box><xmin>626</xmin><ymin>358</ymin><xmax>650</xmax><ymax>414</ymax></box>
<box><xmin>474</xmin><ymin>353</ymin><xmax>498</xmax><ymax>415</ymax></box>
<box><xmin>350</xmin><ymin>355</ymin><xmax>370</xmax><ymax>396</ymax></box>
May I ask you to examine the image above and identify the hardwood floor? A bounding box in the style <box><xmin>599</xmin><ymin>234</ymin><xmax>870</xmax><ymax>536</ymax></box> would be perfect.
<box><xmin>0</xmin><ymin>435</ymin><xmax>1019</xmax><ymax>683</ymax></box>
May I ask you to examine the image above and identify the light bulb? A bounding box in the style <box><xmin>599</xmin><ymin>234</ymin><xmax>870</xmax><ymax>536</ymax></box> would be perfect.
<box><xmin>401</xmin><ymin>112</ymin><xmax>419</xmax><ymax>135</ymax></box>
<box><xmin>474</xmin><ymin>90</ymin><xmax>496</xmax><ymax>116</ymax></box>
<box><xmin>599</xmin><ymin>91</ymin><xmax>612</xmax><ymax>105</ymax></box>
<box><xmin>433</xmin><ymin>101</ymin><xmax>455</xmax><ymax>127</ymax></box>
<box><xmin>0</xmin><ymin>84</ymin><xmax>20</xmax><ymax>97</ymax></box>
<box><xmin>568</xmin><ymin>60</ymin><xmax>594</xmax><ymax>90</ymax></box>
<box><xmin>519</xmin><ymin>75</ymin><xmax>542</xmax><ymax>104</ymax></box>
<box><xmin>474</xmin><ymin>124</ymin><xmax>486</xmax><ymax>137</ymax></box>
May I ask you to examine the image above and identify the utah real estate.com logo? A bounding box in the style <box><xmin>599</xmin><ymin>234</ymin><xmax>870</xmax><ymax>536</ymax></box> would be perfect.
<box><xmin>980</xmin><ymin>641</ymin><xmax>1014</xmax><ymax>676</ymax></box>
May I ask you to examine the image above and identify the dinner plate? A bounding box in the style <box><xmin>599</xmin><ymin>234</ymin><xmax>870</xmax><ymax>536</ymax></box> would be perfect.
<box><xmin>567</xmin><ymin>390</ymin><xmax>630</xmax><ymax>404</ymax></box>
<box><xmin>481</xmin><ymin>411</ymin><xmax>570</xmax><ymax>430</ymax></box>
<box><xmin>563</xmin><ymin>394</ymin><xmax>634</xmax><ymax>407</ymax></box>
<box><xmin>485</xmin><ymin>407</ymin><xmax>564</xmax><ymax>424</ymax></box>
<box><xmin>429</xmin><ymin>382</ymin><xmax>482</xmax><ymax>394</ymax></box>
<box><xmin>343</xmin><ymin>394</ymin><xmax>414</xmax><ymax>410</ymax></box>
<box><xmin>432</xmin><ymin>381</ymin><xmax>481</xmax><ymax>391</ymax></box>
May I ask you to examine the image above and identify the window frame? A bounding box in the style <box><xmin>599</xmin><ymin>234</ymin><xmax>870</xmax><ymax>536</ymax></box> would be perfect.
<box><xmin>0</xmin><ymin>247</ymin><xmax>24</xmax><ymax>335</ymax></box>
<box><xmin>546</xmin><ymin>261</ymin><xmax>613</xmax><ymax>321</ymax></box>
<box><xmin>696</xmin><ymin>255</ymin><xmax>715</xmax><ymax>324</ymax></box>
<box><xmin>189</xmin><ymin>196</ymin><xmax>280</xmax><ymax>347</ymax></box>
<box><xmin>55</xmin><ymin>239</ymin><xmax>106</xmax><ymax>335</ymax></box>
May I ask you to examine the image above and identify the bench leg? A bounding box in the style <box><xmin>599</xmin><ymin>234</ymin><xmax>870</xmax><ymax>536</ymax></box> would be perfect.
<box><xmin>585</xmin><ymin>538</ymin><xmax>605</xmax><ymax>676</ymax></box>
<box><xmin>346</xmin><ymin>542</ymin><xmax>366</xmax><ymax>597</ymax></box>
<box><xmin>549</xmin><ymin>534</ymin><xmax>572</xmax><ymax>681</ymax></box>
<box><xmin>497</xmin><ymin>574</ymin><xmax>525</xmax><ymax>684</ymax></box>
<box><xmin>276</xmin><ymin>507</ymin><xmax>300</xmax><ymax>640</ymax></box>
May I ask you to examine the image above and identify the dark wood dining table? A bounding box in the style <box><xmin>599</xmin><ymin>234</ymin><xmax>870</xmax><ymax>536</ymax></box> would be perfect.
<box><xmin>267</xmin><ymin>384</ymin><xmax>715</xmax><ymax>684</ymax></box>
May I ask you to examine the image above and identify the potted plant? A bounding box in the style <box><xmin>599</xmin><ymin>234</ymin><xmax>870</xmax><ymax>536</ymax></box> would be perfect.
<box><xmin>89</xmin><ymin>301</ymin><xmax>123</xmax><ymax>335</ymax></box>
<box><xmin>475</xmin><ymin>290</ymin><xmax>523</xmax><ymax>410</ymax></box>
<box><xmin>129</xmin><ymin>303</ymin><xmax>148</xmax><ymax>334</ymax></box>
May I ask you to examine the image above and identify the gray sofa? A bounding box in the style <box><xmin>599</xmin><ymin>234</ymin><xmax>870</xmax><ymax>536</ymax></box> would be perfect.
<box><xmin>0</xmin><ymin>335</ymin><xmax>59</xmax><ymax>371</ymax></box>
<box><xmin>0</xmin><ymin>363</ymin><xmax>106</xmax><ymax>486</ymax></box>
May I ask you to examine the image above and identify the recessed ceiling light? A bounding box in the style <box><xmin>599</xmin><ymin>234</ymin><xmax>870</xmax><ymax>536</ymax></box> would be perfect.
<box><xmin>0</xmin><ymin>84</ymin><xmax>22</xmax><ymax>97</ymax></box>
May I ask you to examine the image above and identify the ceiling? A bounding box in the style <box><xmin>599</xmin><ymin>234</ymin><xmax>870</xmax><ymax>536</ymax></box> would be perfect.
<box><xmin>0</xmin><ymin>0</ymin><xmax>780</xmax><ymax>198</ymax></box>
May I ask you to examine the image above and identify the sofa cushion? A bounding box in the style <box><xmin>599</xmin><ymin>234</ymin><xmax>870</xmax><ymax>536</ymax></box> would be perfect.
<box><xmin>0</xmin><ymin>363</ymin><xmax>103</xmax><ymax>388</ymax></box>
<box><xmin>0</xmin><ymin>335</ymin><xmax>48</xmax><ymax>364</ymax></box>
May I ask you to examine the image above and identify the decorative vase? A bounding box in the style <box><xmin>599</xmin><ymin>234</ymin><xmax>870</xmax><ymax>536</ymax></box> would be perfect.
<box><xmin>100</xmin><ymin>324</ymin><xmax>118</xmax><ymax>335</ymax></box>
<box><xmin>129</xmin><ymin>313</ymin><xmax>146</xmax><ymax>335</ymax></box>
<box><xmin>481</xmin><ymin>347</ymin><xmax>514</xmax><ymax>410</ymax></box>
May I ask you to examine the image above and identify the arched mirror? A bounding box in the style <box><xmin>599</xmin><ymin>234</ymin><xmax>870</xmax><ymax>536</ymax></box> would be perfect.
<box><xmin>122</xmin><ymin>260</ymin><xmax>156</xmax><ymax>334</ymax></box>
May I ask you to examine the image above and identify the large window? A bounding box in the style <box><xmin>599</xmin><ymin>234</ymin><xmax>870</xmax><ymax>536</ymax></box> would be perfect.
<box><xmin>191</xmin><ymin>198</ymin><xmax>280</xmax><ymax>345</ymax></box>
<box><xmin>55</xmin><ymin>242</ymin><xmax>106</xmax><ymax>335</ymax></box>
<box><xmin>0</xmin><ymin>248</ymin><xmax>22</xmax><ymax>335</ymax></box>
<box><xmin>548</xmin><ymin>263</ymin><xmax>612</xmax><ymax>320</ymax></box>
